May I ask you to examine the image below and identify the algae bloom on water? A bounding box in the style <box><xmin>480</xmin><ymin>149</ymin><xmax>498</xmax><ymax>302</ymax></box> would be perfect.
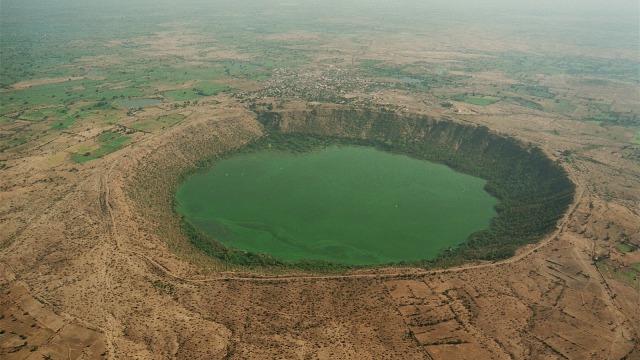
<box><xmin>176</xmin><ymin>146</ymin><xmax>498</xmax><ymax>265</ymax></box>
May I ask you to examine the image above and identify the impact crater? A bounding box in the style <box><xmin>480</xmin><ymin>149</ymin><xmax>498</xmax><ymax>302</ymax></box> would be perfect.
<box><xmin>175</xmin><ymin>107</ymin><xmax>575</xmax><ymax>269</ymax></box>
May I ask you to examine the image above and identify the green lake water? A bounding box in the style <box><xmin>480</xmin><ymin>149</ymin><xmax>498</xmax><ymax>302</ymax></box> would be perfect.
<box><xmin>176</xmin><ymin>146</ymin><xmax>498</xmax><ymax>265</ymax></box>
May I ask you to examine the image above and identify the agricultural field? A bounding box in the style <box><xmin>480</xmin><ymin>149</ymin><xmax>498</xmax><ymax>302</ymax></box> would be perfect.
<box><xmin>0</xmin><ymin>0</ymin><xmax>638</xmax><ymax>359</ymax></box>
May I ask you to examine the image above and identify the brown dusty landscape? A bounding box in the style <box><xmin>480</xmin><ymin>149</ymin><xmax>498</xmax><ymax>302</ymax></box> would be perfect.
<box><xmin>2</xmin><ymin>91</ymin><xmax>639</xmax><ymax>358</ymax></box>
<box><xmin>1</xmin><ymin>2</ymin><xmax>639</xmax><ymax>359</ymax></box>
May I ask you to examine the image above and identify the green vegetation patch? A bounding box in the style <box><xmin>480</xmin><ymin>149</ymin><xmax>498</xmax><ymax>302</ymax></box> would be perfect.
<box><xmin>457</xmin><ymin>51</ymin><xmax>640</xmax><ymax>82</ymax></box>
<box><xmin>94</xmin><ymin>87</ymin><xmax>145</xmax><ymax>102</ymax></box>
<box><xmin>72</xmin><ymin>131</ymin><xmax>131</xmax><ymax>163</ymax></box>
<box><xmin>0</xmin><ymin>79</ymin><xmax>148</xmax><ymax>115</ymax></box>
<box><xmin>20</xmin><ymin>107</ymin><xmax>69</xmax><ymax>122</ymax></box>
<box><xmin>358</xmin><ymin>59</ymin><xmax>467</xmax><ymax>92</ymax></box>
<box><xmin>507</xmin><ymin>84</ymin><xmax>556</xmax><ymax>99</ymax></box>
<box><xmin>451</xmin><ymin>93</ymin><xmax>499</xmax><ymax>106</ymax></box>
<box><xmin>97</xmin><ymin>131</ymin><xmax>120</xmax><ymax>142</ymax></box>
<box><xmin>50</xmin><ymin>117</ymin><xmax>76</xmax><ymax>130</ymax></box>
<box><xmin>216</xmin><ymin>60</ymin><xmax>272</xmax><ymax>81</ymax></box>
<box><xmin>462</xmin><ymin>96</ymin><xmax>499</xmax><ymax>106</ymax></box>
<box><xmin>575</xmin><ymin>100</ymin><xmax>639</xmax><ymax>127</ymax></box>
<box><xmin>163</xmin><ymin>82</ymin><xmax>228</xmax><ymax>101</ymax></box>
<box><xmin>3</xmin><ymin>136</ymin><xmax>28</xmax><ymax>149</ymax></box>
<box><xmin>121</xmin><ymin>66</ymin><xmax>221</xmax><ymax>85</ymax></box>
<box><xmin>0</xmin><ymin>81</ymin><xmax>81</xmax><ymax>113</ymax></box>
<box><xmin>137</xmin><ymin>62</ymin><xmax>271</xmax><ymax>86</ymax></box>
<box><xmin>617</xmin><ymin>243</ymin><xmax>632</xmax><ymax>254</ymax></box>
<box><xmin>551</xmin><ymin>99</ymin><xmax>576</xmax><ymax>112</ymax></box>
<box><xmin>597</xmin><ymin>261</ymin><xmax>640</xmax><ymax>290</ymax></box>
<box><xmin>195</xmin><ymin>81</ymin><xmax>229</xmax><ymax>94</ymax></box>
<box><xmin>163</xmin><ymin>89</ymin><xmax>203</xmax><ymax>102</ymax></box>
<box><xmin>508</xmin><ymin>96</ymin><xmax>543</xmax><ymax>110</ymax></box>
<box><xmin>120</xmin><ymin>98</ymin><xmax>161</xmax><ymax>108</ymax></box>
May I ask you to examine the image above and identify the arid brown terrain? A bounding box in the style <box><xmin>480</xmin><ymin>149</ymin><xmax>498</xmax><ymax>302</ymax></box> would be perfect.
<box><xmin>1</xmin><ymin>2</ymin><xmax>639</xmax><ymax>358</ymax></box>
<box><xmin>1</xmin><ymin>88</ymin><xmax>638</xmax><ymax>358</ymax></box>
